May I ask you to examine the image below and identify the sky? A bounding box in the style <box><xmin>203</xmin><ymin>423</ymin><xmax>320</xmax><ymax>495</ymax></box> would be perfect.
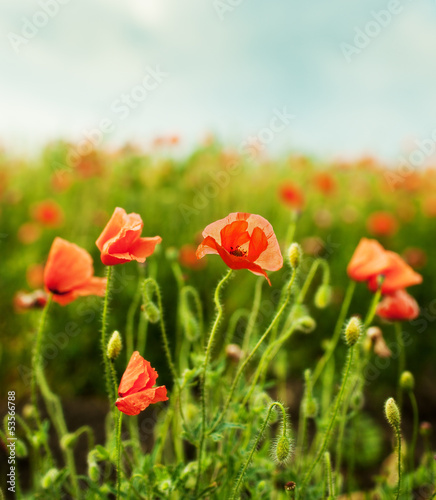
<box><xmin>1</xmin><ymin>0</ymin><xmax>436</xmax><ymax>160</ymax></box>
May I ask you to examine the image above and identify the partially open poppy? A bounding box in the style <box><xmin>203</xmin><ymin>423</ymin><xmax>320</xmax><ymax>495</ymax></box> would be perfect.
<box><xmin>368</xmin><ymin>251</ymin><xmax>423</xmax><ymax>294</ymax></box>
<box><xmin>96</xmin><ymin>207</ymin><xmax>162</xmax><ymax>265</ymax></box>
<box><xmin>376</xmin><ymin>289</ymin><xmax>420</xmax><ymax>321</ymax></box>
<box><xmin>196</xmin><ymin>212</ymin><xmax>283</xmax><ymax>285</ymax></box>
<box><xmin>347</xmin><ymin>238</ymin><xmax>390</xmax><ymax>282</ymax></box>
<box><xmin>115</xmin><ymin>351</ymin><xmax>168</xmax><ymax>416</ymax></box>
<box><xmin>44</xmin><ymin>237</ymin><xmax>106</xmax><ymax>306</ymax></box>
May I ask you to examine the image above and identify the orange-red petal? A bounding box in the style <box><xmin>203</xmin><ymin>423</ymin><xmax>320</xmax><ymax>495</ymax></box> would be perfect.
<box><xmin>115</xmin><ymin>386</ymin><xmax>168</xmax><ymax>416</ymax></box>
<box><xmin>51</xmin><ymin>276</ymin><xmax>107</xmax><ymax>306</ymax></box>
<box><xmin>44</xmin><ymin>237</ymin><xmax>94</xmax><ymax>294</ymax></box>
<box><xmin>118</xmin><ymin>351</ymin><xmax>159</xmax><ymax>397</ymax></box>
<box><xmin>347</xmin><ymin>238</ymin><xmax>390</xmax><ymax>282</ymax></box>
<box><xmin>376</xmin><ymin>289</ymin><xmax>420</xmax><ymax>321</ymax></box>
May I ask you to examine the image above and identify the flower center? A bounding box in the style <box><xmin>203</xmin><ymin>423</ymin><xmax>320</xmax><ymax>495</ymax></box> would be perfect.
<box><xmin>229</xmin><ymin>246</ymin><xmax>247</xmax><ymax>257</ymax></box>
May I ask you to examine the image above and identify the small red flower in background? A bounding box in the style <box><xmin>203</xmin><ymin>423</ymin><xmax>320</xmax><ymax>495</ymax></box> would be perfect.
<box><xmin>402</xmin><ymin>247</ymin><xmax>427</xmax><ymax>270</ymax></box>
<box><xmin>32</xmin><ymin>200</ymin><xmax>64</xmax><ymax>227</ymax></box>
<box><xmin>367</xmin><ymin>211</ymin><xmax>398</xmax><ymax>237</ymax></box>
<box><xmin>179</xmin><ymin>244</ymin><xmax>206</xmax><ymax>270</ymax></box>
<box><xmin>14</xmin><ymin>290</ymin><xmax>48</xmax><ymax>312</ymax></box>
<box><xmin>367</xmin><ymin>251</ymin><xmax>422</xmax><ymax>294</ymax></box>
<box><xmin>377</xmin><ymin>289</ymin><xmax>419</xmax><ymax>321</ymax></box>
<box><xmin>115</xmin><ymin>351</ymin><xmax>168</xmax><ymax>416</ymax></box>
<box><xmin>26</xmin><ymin>263</ymin><xmax>45</xmax><ymax>289</ymax></box>
<box><xmin>96</xmin><ymin>207</ymin><xmax>162</xmax><ymax>265</ymax></box>
<box><xmin>347</xmin><ymin>238</ymin><xmax>390</xmax><ymax>282</ymax></box>
<box><xmin>196</xmin><ymin>212</ymin><xmax>283</xmax><ymax>285</ymax></box>
<box><xmin>313</xmin><ymin>172</ymin><xmax>336</xmax><ymax>195</ymax></box>
<box><xmin>44</xmin><ymin>237</ymin><xmax>106</xmax><ymax>306</ymax></box>
<box><xmin>279</xmin><ymin>182</ymin><xmax>305</xmax><ymax>211</ymax></box>
<box><xmin>17</xmin><ymin>222</ymin><xmax>41</xmax><ymax>244</ymax></box>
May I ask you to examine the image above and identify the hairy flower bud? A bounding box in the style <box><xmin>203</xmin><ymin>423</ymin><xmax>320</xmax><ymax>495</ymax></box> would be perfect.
<box><xmin>41</xmin><ymin>468</ymin><xmax>60</xmax><ymax>489</ymax></box>
<box><xmin>60</xmin><ymin>433</ymin><xmax>77</xmax><ymax>451</ymax></box>
<box><xmin>385</xmin><ymin>397</ymin><xmax>401</xmax><ymax>429</ymax></box>
<box><xmin>142</xmin><ymin>302</ymin><xmax>160</xmax><ymax>323</ymax></box>
<box><xmin>107</xmin><ymin>330</ymin><xmax>122</xmax><ymax>360</ymax></box>
<box><xmin>344</xmin><ymin>316</ymin><xmax>362</xmax><ymax>347</ymax></box>
<box><xmin>288</xmin><ymin>243</ymin><xmax>302</xmax><ymax>269</ymax></box>
<box><xmin>274</xmin><ymin>435</ymin><xmax>292</xmax><ymax>464</ymax></box>
<box><xmin>295</xmin><ymin>316</ymin><xmax>316</xmax><ymax>334</ymax></box>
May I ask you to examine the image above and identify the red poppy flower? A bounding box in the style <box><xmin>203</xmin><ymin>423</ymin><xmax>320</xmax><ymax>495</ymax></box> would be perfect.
<box><xmin>347</xmin><ymin>238</ymin><xmax>390</xmax><ymax>282</ymax></box>
<box><xmin>368</xmin><ymin>251</ymin><xmax>423</xmax><ymax>294</ymax></box>
<box><xmin>32</xmin><ymin>200</ymin><xmax>64</xmax><ymax>227</ymax></box>
<box><xmin>279</xmin><ymin>182</ymin><xmax>305</xmax><ymax>210</ymax></box>
<box><xmin>115</xmin><ymin>351</ymin><xmax>168</xmax><ymax>416</ymax></box>
<box><xmin>366</xmin><ymin>211</ymin><xmax>398</xmax><ymax>237</ymax></box>
<box><xmin>196</xmin><ymin>212</ymin><xmax>283</xmax><ymax>285</ymax></box>
<box><xmin>376</xmin><ymin>289</ymin><xmax>419</xmax><ymax>321</ymax></box>
<box><xmin>313</xmin><ymin>172</ymin><xmax>336</xmax><ymax>195</ymax></box>
<box><xmin>44</xmin><ymin>237</ymin><xmax>107</xmax><ymax>306</ymax></box>
<box><xmin>96</xmin><ymin>207</ymin><xmax>162</xmax><ymax>265</ymax></box>
<box><xmin>179</xmin><ymin>244</ymin><xmax>206</xmax><ymax>270</ymax></box>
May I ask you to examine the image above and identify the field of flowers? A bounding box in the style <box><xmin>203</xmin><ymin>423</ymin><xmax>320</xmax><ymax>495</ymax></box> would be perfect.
<box><xmin>0</xmin><ymin>140</ymin><xmax>435</xmax><ymax>499</ymax></box>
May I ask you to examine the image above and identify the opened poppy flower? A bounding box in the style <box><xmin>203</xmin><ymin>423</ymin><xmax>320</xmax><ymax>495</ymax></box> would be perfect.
<box><xmin>347</xmin><ymin>238</ymin><xmax>390</xmax><ymax>282</ymax></box>
<box><xmin>368</xmin><ymin>251</ymin><xmax>423</xmax><ymax>294</ymax></box>
<box><xmin>196</xmin><ymin>212</ymin><xmax>283</xmax><ymax>285</ymax></box>
<box><xmin>115</xmin><ymin>351</ymin><xmax>168</xmax><ymax>416</ymax></box>
<box><xmin>376</xmin><ymin>289</ymin><xmax>420</xmax><ymax>321</ymax></box>
<box><xmin>44</xmin><ymin>237</ymin><xmax>106</xmax><ymax>306</ymax></box>
<box><xmin>96</xmin><ymin>207</ymin><xmax>162</xmax><ymax>265</ymax></box>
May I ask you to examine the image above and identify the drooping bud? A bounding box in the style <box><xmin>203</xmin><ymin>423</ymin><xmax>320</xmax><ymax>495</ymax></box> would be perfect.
<box><xmin>87</xmin><ymin>452</ymin><xmax>100</xmax><ymax>482</ymax></box>
<box><xmin>385</xmin><ymin>397</ymin><xmax>401</xmax><ymax>429</ymax></box>
<box><xmin>288</xmin><ymin>243</ymin><xmax>302</xmax><ymax>269</ymax></box>
<box><xmin>400</xmin><ymin>371</ymin><xmax>415</xmax><ymax>392</ymax></box>
<box><xmin>107</xmin><ymin>330</ymin><xmax>122</xmax><ymax>360</ymax></box>
<box><xmin>60</xmin><ymin>433</ymin><xmax>77</xmax><ymax>450</ymax></box>
<box><xmin>314</xmin><ymin>284</ymin><xmax>332</xmax><ymax>309</ymax></box>
<box><xmin>294</xmin><ymin>316</ymin><xmax>316</xmax><ymax>334</ymax></box>
<box><xmin>274</xmin><ymin>434</ymin><xmax>292</xmax><ymax>464</ymax></box>
<box><xmin>344</xmin><ymin>316</ymin><xmax>362</xmax><ymax>347</ymax></box>
<box><xmin>41</xmin><ymin>468</ymin><xmax>61</xmax><ymax>489</ymax></box>
<box><xmin>142</xmin><ymin>302</ymin><xmax>160</xmax><ymax>323</ymax></box>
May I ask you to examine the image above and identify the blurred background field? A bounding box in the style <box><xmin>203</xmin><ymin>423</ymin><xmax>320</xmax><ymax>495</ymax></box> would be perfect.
<box><xmin>1</xmin><ymin>141</ymin><xmax>435</xmax><ymax>404</ymax></box>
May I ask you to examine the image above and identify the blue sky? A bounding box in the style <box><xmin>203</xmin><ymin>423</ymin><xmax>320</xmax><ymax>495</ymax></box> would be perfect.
<box><xmin>1</xmin><ymin>0</ymin><xmax>436</xmax><ymax>160</ymax></box>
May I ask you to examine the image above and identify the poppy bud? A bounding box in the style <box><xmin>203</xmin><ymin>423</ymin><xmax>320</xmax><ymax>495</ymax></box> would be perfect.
<box><xmin>344</xmin><ymin>316</ymin><xmax>362</xmax><ymax>347</ymax></box>
<box><xmin>87</xmin><ymin>452</ymin><xmax>100</xmax><ymax>482</ymax></box>
<box><xmin>400</xmin><ymin>371</ymin><xmax>415</xmax><ymax>391</ymax></box>
<box><xmin>15</xmin><ymin>440</ymin><xmax>28</xmax><ymax>458</ymax></box>
<box><xmin>22</xmin><ymin>404</ymin><xmax>37</xmax><ymax>420</ymax></box>
<box><xmin>314</xmin><ymin>284</ymin><xmax>332</xmax><ymax>309</ymax></box>
<box><xmin>165</xmin><ymin>246</ymin><xmax>179</xmax><ymax>261</ymax></box>
<box><xmin>142</xmin><ymin>302</ymin><xmax>160</xmax><ymax>324</ymax></box>
<box><xmin>385</xmin><ymin>397</ymin><xmax>401</xmax><ymax>429</ymax></box>
<box><xmin>107</xmin><ymin>330</ymin><xmax>122</xmax><ymax>360</ymax></box>
<box><xmin>41</xmin><ymin>468</ymin><xmax>61</xmax><ymax>489</ymax></box>
<box><xmin>304</xmin><ymin>398</ymin><xmax>318</xmax><ymax>418</ymax></box>
<box><xmin>274</xmin><ymin>435</ymin><xmax>293</xmax><ymax>464</ymax></box>
<box><xmin>288</xmin><ymin>243</ymin><xmax>302</xmax><ymax>269</ymax></box>
<box><xmin>60</xmin><ymin>433</ymin><xmax>77</xmax><ymax>450</ymax></box>
<box><xmin>420</xmin><ymin>422</ymin><xmax>432</xmax><ymax>437</ymax></box>
<box><xmin>295</xmin><ymin>316</ymin><xmax>316</xmax><ymax>334</ymax></box>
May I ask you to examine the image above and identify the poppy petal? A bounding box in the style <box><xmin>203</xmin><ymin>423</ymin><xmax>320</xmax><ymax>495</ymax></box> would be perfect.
<box><xmin>115</xmin><ymin>386</ymin><xmax>168</xmax><ymax>416</ymax></box>
<box><xmin>52</xmin><ymin>276</ymin><xmax>107</xmax><ymax>306</ymax></box>
<box><xmin>220</xmin><ymin>220</ymin><xmax>250</xmax><ymax>250</ymax></box>
<box><xmin>247</xmin><ymin>227</ymin><xmax>268</xmax><ymax>262</ymax></box>
<box><xmin>44</xmin><ymin>237</ymin><xmax>94</xmax><ymax>294</ymax></box>
<box><xmin>118</xmin><ymin>351</ymin><xmax>158</xmax><ymax>397</ymax></box>
<box><xmin>347</xmin><ymin>238</ymin><xmax>390</xmax><ymax>282</ymax></box>
<box><xmin>196</xmin><ymin>236</ymin><xmax>220</xmax><ymax>259</ymax></box>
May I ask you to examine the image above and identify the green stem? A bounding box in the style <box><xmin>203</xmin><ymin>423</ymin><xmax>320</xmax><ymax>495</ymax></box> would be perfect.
<box><xmin>195</xmin><ymin>269</ymin><xmax>233</xmax><ymax>495</ymax></box>
<box><xmin>363</xmin><ymin>286</ymin><xmax>382</xmax><ymax>328</ymax></box>
<box><xmin>240</xmin><ymin>278</ymin><xmax>263</xmax><ymax>356</ymax></box>
<box><xmin>324</xmin><ymin>451</ymin><xmax>334</xmax><ymax>499</ymax></box>
<box><xmin>395</xmin><ymin>428</ymin><xmax>402</xmax><ymax>500</ymax></box>
<box><xmin>209</xmin><ymin>268</ymin><xmax>297</xmax><ymax>436</ymax></box>
<box><xmin>408</xmin><ymin>390</ymin><xmax>419</xmax><ymax>475</ymax></box>
<box><xmin>125</xmin><ymin>264</ymin><xmax>145</xmax><ymax>362</ymax></box>
<box><xmin>297</xmin><ymin>258</ymin><xmax>329</xmax><ymax>305</ymax></box>
<box><xmin>231</xmin><ymin>402</ymin><xmax>286</xmax><ymax>500</ymax></box>
<box><xmin>298</xmin><ymin>345</ymin><xmax>355</xmax><ymax>499</ymax></box>
<box><xmin>116</xmin><ymin>412</ymin><xmax>123</xmax><ymax>500</ymax></box>
<box><xmin>395</xmin><ymin>322</ymin><xmax>405</xmax><ymax>409</ymax></box>
<box><xmin>101</xmin><ymin>266</ymin><xmax>114</xmax><ymax>405</ymax></box>
<box><xmin>312</xmin><ymin>280</ymin><xmax>356</xmax><ymax>385</ymax></box>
